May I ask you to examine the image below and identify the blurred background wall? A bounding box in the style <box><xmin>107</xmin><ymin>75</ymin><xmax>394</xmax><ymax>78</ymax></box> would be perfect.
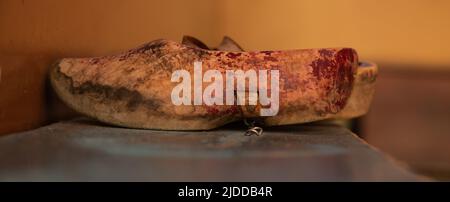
<box><xmin>1</xmin><ymin>0</ymin><xmax>449</xmax><ymax>179</ymax></box>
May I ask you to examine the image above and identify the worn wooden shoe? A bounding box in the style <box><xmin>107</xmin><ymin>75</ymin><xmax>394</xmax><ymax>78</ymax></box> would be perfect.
<box><xmin>50</xmin><ymin>37</ymin><xmax>377</xmax><ymax>130</ymax></box>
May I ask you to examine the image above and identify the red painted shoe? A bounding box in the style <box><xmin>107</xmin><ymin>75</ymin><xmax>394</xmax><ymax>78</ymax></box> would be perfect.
<box><xmin>50</xmin><ymin>36</ymin><xmax>377</xmax><ymax>130</ymax></box>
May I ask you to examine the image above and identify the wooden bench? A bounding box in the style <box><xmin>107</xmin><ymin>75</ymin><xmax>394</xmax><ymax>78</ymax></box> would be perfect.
<box><xmin>0</xmin><ymin>118</ymin><xmax>425</xmax><ymax>181</ymax></box>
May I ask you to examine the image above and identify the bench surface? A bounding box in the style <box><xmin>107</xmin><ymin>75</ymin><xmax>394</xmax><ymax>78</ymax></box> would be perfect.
<box><xmin>0</xmin><ymin>118</ymin><xmax>424</xmax><ymax>181</ymax></box>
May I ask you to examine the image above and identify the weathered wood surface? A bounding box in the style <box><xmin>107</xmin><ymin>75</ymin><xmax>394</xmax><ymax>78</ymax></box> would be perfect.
<box><xmin>0</xmin><ymin>118</ymin><xmax>424</xmax><ymax>181</ymax></box>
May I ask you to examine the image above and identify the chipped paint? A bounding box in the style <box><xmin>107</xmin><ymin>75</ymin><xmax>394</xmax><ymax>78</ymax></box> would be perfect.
<box><xmin>50</xmin><ymin>38</ymin><xmax>366</xmax><ymax>130</ymax></box>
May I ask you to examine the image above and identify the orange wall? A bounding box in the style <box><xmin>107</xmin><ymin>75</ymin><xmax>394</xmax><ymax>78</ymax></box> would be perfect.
<box><xmin>0</xmin><ymin>0</ymin><xmax>219</xmax><ymax>56</ymax></box>
<box><xmin>217</xmin><ymin>0</ymin><xmax>450</xmax><ymax>69</ymax></box>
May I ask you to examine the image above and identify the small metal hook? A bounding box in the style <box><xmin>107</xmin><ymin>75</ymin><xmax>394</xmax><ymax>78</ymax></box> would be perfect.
<box><xmin>245</xmin><ymin>126</ymin><xmax>263</xmax><ymax>136</ymax></box>
<box><xmin>243</xmin><ymin>119</ymin><xmax>263</xmax><ymax>136</ymax></box>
